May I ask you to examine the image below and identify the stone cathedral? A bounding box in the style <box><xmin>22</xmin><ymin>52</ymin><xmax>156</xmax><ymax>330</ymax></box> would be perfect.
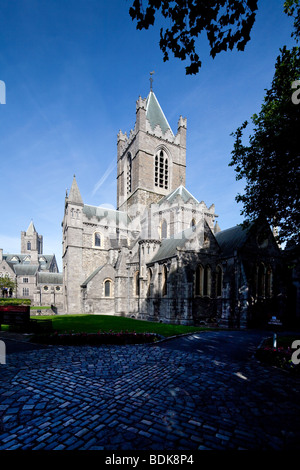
<box><xmin>62</xmin><ymin>89</ymin><xmax>286</xmax><ymax>328</ymax></box>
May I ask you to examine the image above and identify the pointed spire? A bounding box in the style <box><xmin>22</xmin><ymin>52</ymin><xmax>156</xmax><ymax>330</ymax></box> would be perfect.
<box><xmin>26</xmin><ymin>220</ymin><xmax>37</xmax><ymax>235</ymax></box>
<box><xmin>68</xmin><ymin>175</ymin><xmax>83</xmax><ymax>205</ymax></box>
<box><xmin>214</xmin><ymin>221</ymin><xmax>221</xmax><ymax>234</ymax></box>
<box><xmin>146</xmin><ymin>91</ymin><xmax>173</xmax><ymax>135</ymax></box>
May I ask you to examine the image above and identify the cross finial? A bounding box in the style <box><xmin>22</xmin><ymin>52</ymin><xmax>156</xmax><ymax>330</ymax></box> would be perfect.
<box><xmin>150</xmin><ymin>71</ymin><xmax>155</xmax><ymax>91</ymax></box>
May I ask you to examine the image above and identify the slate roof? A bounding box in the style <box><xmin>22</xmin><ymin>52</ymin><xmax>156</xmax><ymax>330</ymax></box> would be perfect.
<box><xmin>3</xmin><ymin>254</ymin><xmax>56</xmax><ymax>272</ymax></box>
<box><xmin>158</xmin><ymin>185</ymin><xmax>199</xmax><ymax>206</ymax></box>
<box><xmin>13</xmin><ymin>264</ymin><xmax>39</xmax><ymax>276</ymax></box>
<box><xmin>37</xmin><ymin>272</ymin><xmax>63</xmax><ymax>285</ymax></box>
<box><xmin>149</xmin><ymin>226</ymin><xmax>196</xmax><ymax>264</ymax></box>
<box><xmin>214</xmin><ymin>224</ymin><xmax>251</xmax><ymax>258</ymax></box>
<box><xmin>83</xmin><ymin>205</ymin><xmax>131</xmax><ymax>226</ymax></box>
<box><xmin>146</xmin><ymin>91</ymin><xmax>173</xmax><ymax>135</ymax></box>
<box><xmin>81</xmin><ymin>266</ymin><xmax>104</xmax><ymax>287</ymax></box>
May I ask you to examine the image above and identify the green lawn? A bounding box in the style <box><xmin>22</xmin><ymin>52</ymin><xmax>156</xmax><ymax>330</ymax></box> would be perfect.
<box><xmin>35</xmin><ymin>314</ymin><xmax>209</xmax><ymax>337</ymax></box>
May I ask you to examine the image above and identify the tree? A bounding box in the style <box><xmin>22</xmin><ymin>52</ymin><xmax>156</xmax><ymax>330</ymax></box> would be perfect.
<box><xmin>284</xmin><ymin>0</ymin><xmax>300</xmax><ymax>40</ymax></box>
<box><xmin>229</xmin><ymin>44</ymin><xmax>300</xmax><ymax>245</ymax></box>
<box><xmin>129</xmin><ymin>0</ymin><xmax>258</xmax><ymax>75</ymax></box>
<box><xmin>0</xmin><ymin>275</ymin><xmax>16</xmax><ymax>296</ymax></box>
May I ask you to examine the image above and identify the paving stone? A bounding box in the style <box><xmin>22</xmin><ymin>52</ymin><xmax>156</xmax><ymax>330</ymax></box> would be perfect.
<box><xmin>0</xmin><ymin>332</ymin><xmax>299</xmax><ymax>451</ymax></box>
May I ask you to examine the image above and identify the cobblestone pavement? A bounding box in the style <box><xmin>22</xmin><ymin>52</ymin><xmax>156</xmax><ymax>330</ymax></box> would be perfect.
<box><xmin>0</xmin><ymin>330</ymin><xmax>299</xmax><ymax>451</ymax></box>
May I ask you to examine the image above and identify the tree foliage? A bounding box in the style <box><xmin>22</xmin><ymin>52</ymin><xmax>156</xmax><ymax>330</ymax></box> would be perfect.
<box><xmin>129</xmin><ymin>0</ymin><xmax>258</xmax><ymax>74</ymax></box>
<box><xmin>229</xmin><ymin>45</ymin><xmax>300</xmax><ymax>245</ymax></box>
<box><xmin>0</xmin><ymin>275</ymin><xmax>16</xmax><ymax>292</ymax></box>
<box><xmin>284</xmin><ymin>0</ymin><xmax>300</xmax><ymax>41</ymax></box>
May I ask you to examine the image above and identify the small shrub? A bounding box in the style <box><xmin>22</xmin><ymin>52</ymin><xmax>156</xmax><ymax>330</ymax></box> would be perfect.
<box><xmin>31</xmin><ymin>330</ymin><xmax>162</xmax><ymax>346</ymax></box>
<box><xmin>0</xmin><ymin>298</ymin><xmax>31</xmax><ymax>306</ymax></box>
<box><xmin>255</xmin><ymin>345</ymin><xmax>299</xmax><ymax>374</ymax></box>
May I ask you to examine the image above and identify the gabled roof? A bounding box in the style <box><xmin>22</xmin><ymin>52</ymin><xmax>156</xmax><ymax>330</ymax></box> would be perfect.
<box><xmin>158</xmin><ymin>185</ymin><xmax>199</xmax><ymax>206</ymax></box>
<box><xmin>3</xmin><ymin>253</ymin><xmax>56</xmax><ymax>272</ymax></box>
<box><xmin>13</xmin><ymin>264</ymin><xmax>39</xmax><ymax>276</ymax></box>
<box><xmin>81</xmin><ymin>266</ymin><xmax>104</xmax><ymax>287</ymax></box>
<box><xmin>146</xmin><ymin>91</ymin><xmax>173</xmax><ymax>135</ymax></box>
<box><xmin>215</xmin><ymin>224</ymin><xmax>251</xmax><ymax>258</ymax></box>
<box><xmin>149</xmin><ymin>225</ymin><xmax>196</xmax><ymax>264</ymax></box>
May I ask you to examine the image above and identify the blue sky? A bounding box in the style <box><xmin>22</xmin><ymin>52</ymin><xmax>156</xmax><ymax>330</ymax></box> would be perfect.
<box><xmin>0</xmin><ymin>0</ymin><xmax>297</xmax><ymax>271</ymax></box>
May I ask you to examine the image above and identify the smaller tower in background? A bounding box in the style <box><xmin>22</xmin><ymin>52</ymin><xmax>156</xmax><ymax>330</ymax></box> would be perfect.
<box><xmin>21</xmin><ymin>220</ymin><xmax>43</xmax><ymax>254</ymax></box>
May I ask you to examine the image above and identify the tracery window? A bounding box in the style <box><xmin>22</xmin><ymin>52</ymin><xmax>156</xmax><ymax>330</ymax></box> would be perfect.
<box><xmin>195</xmin><ymin>264</ymin><xmax>212</xmax><ymax>297</ymax></box>
<box><xmin>127</xmin><ymin>153</ymin><xmax>132</xmax><ymax>194</ymax></box>
<box><xmin>155</xmin><ymin>150</ymin><xmax>168</xmax><ymax>189</ymax></box>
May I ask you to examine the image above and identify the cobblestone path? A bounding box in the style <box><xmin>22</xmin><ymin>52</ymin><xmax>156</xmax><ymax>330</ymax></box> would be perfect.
<box><xmin>0</xmin><ymin>331</ymin><xmax>299</xmax><ymax>450</ymax></box>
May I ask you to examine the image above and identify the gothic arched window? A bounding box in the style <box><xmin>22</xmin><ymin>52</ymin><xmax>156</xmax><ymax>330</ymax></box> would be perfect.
<box><xmin>257</xmin><ymin>263</ymin><xmax>265</xmax><ymax>297</ymax></box>
<box><xmin>216</xmin><ymin>265</ymin><xmax>223</xmax><ymax>297</ymax></box>
<box><xmin>134</xmin><ymin>271</ymin><xmax>140</xmax><ymax>297</ymax></box>
<box><xmin>266</xmin><ymin>266</ymin><xmax>273</xmax><ymax>297</ymax></box>
<box><xmin>104</xmin><ymin>279</ymin><xmax>112</xmax><ymax>297</ymax></box>
<box><xmin>155</xmin><ymin>150</ymin><xmax>168</xmax><ymax>190</ymax></box>
<box><xmin>203</xmin><ymin>265</ymin><xmax>212</xmax><ymax>297</ymax></box>
<box><xmin>160</xmin><ymin>219</ymin><xmax>167</xmax><ymax>239</ymax></box>
<box><xmin>94</xmin><ymin>232</ymin><xmax>102</xmax><ymax>248</ymax></box>
<box><xmin>162</xmin><ymin>265</ymin><xmax>167</xmax><ymax>296</ymax></box>
<box><xmin>195</xmin><ymin>264</ymin><xmax>203</xmax><ymax>296</ymax></box>
<box><xmin>147</xmin><ymin>268</ymin><xmax>152</xmax><ymax>297</ymax></box>
<box><xmin>127</xmin><ymin>153</ymin><xmax>132</xmax><ymax>194</ymax></box>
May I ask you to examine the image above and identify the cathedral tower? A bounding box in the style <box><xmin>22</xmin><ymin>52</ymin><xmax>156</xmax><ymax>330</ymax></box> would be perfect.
<box><xmin>117</xmin><ymin>89</ymin><xmax>187</xmax><ymax>219</ymax></box>
<box><xmin>62</xmin><ymin>175</ymin><xmax>84</xmax><ymax>314</ymax></box>
<box><xmin>21</xmin><ymin>221</ymin><xmax>43</xmax><ymax>255</ymax></box>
